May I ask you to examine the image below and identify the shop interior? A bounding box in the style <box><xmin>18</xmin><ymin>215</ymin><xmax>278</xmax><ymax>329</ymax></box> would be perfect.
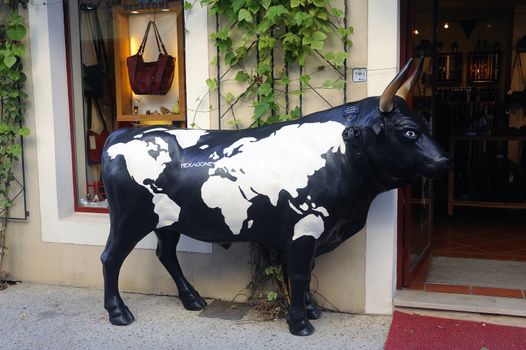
<box><xmin>67</xmin><ymin>0</ymin><xmax>186</xmax><ymax>209</ymax></box>
<box><xmin>405</xmin><ymin>0</ymin><xmax>526</xmax><ymax>299</ymax></box>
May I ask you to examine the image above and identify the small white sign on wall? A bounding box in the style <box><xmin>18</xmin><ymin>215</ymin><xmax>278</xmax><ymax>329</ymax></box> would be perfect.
<box><xmin>352</xmin><ymin>67</ymin><xmax>367</xmax><ymax>82</ymax></box>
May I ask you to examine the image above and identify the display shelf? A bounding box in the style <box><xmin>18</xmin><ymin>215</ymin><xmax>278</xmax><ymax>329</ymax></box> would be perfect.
<box><xmin>447</xmin><ymin>135</ymin><xmax>526</xmax><ymax>215</ymax></box>
<box><xmin>437</xmin><ymin>52</ymin><xmax>462</xmax><ymax>85</ymax></box>
<box><xmin>112</xmin><ymin>2</ymin><xmax>186</xmax><ymax>125</ymax></box>
<box><xmin>118</xmin><ymin>113</ymin><xmax>185</xmax><ymax>122</ymax></box>
<box><xmin>468</xmin><ymin>51</ymin><xmax>501</xmax><ymax>84</ymax></box>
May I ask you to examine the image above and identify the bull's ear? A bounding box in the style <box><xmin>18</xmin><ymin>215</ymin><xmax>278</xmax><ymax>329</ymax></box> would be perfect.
<box><xmin>379</xmin><ymin>58</ymin><xmax>414</xmax><ymax>113</ymax></box>
<box><xmin>396</xmin><ymin>57</ymin><xmax>424</xmax><ymax>99</ymax></box>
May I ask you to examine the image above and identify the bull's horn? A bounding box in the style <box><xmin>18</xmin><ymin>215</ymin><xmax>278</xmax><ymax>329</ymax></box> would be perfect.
<box><xmin>396</xmin><ymin>57</ymin><xmax>424</xmax><ymax>100</ymax></box>
<box><xmin>379</xmin><ymin>58</ymin><xmax>414</xmax><ymax>113</ymax></box>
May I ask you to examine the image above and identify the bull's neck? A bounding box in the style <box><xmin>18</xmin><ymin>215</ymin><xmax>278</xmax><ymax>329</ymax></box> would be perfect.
<box><xmin>344</xmin><ymin>127</ymin><xmax>388</xmax><ymax>197</ymax></box>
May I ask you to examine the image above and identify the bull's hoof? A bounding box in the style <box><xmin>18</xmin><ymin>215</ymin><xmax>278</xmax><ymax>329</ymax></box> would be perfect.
<box><xmin>287</xmin><ymin>317</ymin><xmax>315</xmax><ymax>336</ymax></box>
<box><xmin>306</xmin><ymin>303</ymin><xmax>322</xmax><ymax>320</ymax></box>
<box><xmin>108</xmin><ymin>304</ymin><xmax>135</xmax><ymax>326</ymax></box>
<box><xmin>180</xmin><ymin>290</ymin><xmax>207</xmax><ymax>311</ymax></box>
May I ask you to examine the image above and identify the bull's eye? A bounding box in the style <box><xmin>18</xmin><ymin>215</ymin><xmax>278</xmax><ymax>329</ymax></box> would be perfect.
<box><xmin>404</xmin><ymin>130</ymin><xmax>418</xmax><ymax>139</ymax></box>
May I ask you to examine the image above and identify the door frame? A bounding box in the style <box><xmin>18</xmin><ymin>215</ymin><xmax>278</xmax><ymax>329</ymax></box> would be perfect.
<box><xmin>397</xmin><ymin>0</ymin><xmax>437</xmax><ymax>289</ymax></box>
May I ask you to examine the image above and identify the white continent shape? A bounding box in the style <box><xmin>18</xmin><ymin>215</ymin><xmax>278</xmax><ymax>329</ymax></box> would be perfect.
<box><xmin>107</xmin><ymin>137</ymin><xmax>181</xmax><ymax>228</ymax></box>
<box><xmin>201</xmin><ymin>121</ymin><xmax>346</xmax><ymax>238</ymax></box>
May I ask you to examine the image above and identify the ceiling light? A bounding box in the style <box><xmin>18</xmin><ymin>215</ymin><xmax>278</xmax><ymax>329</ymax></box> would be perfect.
<box><xmin>413</xmin><ymin>29</ymin><xmax>419</xmax><ymax>35</ymax></box>
<box><xmin>444</xmin><ymin>22</ymin><xmax>449</xmax><ymax>29</ymax></box>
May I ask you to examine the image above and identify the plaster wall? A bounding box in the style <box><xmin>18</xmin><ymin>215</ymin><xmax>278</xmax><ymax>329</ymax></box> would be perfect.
<box><xmin>4</xmin><ymin>0</ymin><xmax>399</xmax><ymax>314</ymax></box>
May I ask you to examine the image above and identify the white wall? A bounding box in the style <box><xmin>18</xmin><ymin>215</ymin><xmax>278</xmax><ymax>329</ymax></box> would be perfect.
<box><xmin>364</xmin><ymin>0</ymin><xmax>400</xmax><ymax>314</ymax></box>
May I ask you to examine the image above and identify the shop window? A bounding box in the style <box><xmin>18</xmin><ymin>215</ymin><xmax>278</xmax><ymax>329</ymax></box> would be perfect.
<box><xmin>64</xmin><ymin>0</ymin><xmax>186</xmax><ymax>211</ymax></box>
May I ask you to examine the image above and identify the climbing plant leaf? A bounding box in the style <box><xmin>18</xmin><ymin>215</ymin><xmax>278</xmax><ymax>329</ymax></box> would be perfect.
<box><xmin>0</xmin><ymin>3</ymin><xmax>30</xmax><ymax>282</ymax></box>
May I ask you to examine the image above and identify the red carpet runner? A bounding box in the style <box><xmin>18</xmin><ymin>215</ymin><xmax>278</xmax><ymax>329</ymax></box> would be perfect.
<box><xmin>384</xmin><ymin>311</ymin><xmax>526</xmax><ymax>350</ymax></box>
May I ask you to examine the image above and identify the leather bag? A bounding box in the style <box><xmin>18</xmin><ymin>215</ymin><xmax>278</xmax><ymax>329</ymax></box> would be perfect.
<box><xmin>127</xmin><ymin>21</ymin><xmax>175</xmax><ymax>95</ymax></box>
<box><xmin>81</xmin><ymin>4</ymin><xmax>108</xmax><ymax>98</ymax></box>
<box><xmin>86</xmin><ymin>97</ymin><xmax>109</xmax><ymax>164</ymax></box>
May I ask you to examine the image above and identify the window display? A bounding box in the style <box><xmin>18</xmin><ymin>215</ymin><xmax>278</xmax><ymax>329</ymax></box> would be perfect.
<box><xmin>65</xmin><ymin>0</ymin><xmax>186</xmax><ymax>211</ymax></box>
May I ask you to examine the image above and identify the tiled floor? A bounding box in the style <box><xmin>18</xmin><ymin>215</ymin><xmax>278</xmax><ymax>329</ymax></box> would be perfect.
<box><xmin>408</xmin><ymin>215</ymin><xmax>526</xmax><ymax>299</ymax></box>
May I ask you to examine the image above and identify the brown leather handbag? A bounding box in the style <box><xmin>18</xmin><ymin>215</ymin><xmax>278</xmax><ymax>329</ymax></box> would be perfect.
<box><xmin>127</xmin><ymin>21</ymin><xmax>175</xmax><ymax>95</ymax></box>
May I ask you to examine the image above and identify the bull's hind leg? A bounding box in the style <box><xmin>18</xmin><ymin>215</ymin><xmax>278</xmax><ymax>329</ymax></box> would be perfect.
<box><xmin>305</xmin><ymin>260</ymin><xmax>322</xmax><ymax>320</ymax></box>
<box><xmin>286</xmin><ymin>236</ymin><xmax>316</xmax><ymax>336</ymax></box>
<box><xmin>101</xmin><ymin>221</ymin><xmax>150</xmax><ymax>325</ymax></box>
<box><xmin>155</xmin><ymin>229</ymin><xmax>207</xmax><ymax>310</ymax></box>
<box><xmin>305</xmin><ymin>289</ymin><xmax>322</xmax><ymax>320</ymax></box>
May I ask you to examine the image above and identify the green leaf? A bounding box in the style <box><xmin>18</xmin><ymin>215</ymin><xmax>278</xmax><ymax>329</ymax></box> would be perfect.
<box><xmin>224</xmin><ymin>51</ymin><xmax>239</xmax><ymax>65</ymax></box>
<box><xmin>206</xmin><ymin>78</ymin><xmax>218</xmax><ymax>90</ymax></box>
<box><xmin>277</xmin><ymin>75</ymin><xmax>290</xmax><ymax>85</ymax></box>
<box><xmin>183</xmin><ymin>1</ymin><xmax>193</xmax><ymax>10</ymax></box>
<box><xmin>18</xmin><ymin>128</ymin><xmax>30</xmax><ymax>136</ymax></box>
<box><xmin>224</xmin><ymin>92</ymin><xmax>235</xmax><ymax>103</ymax></box>
<box><xmin>266</xmin><ymin>291</ymin><xmax>278</xmax><ymax>301</ymax></box>
<box><xmin>8</xmin><ymin>13</ymin><xmax>24</xmax><ymax>26</ymax></box>
<box><xmin>265</xmin><ymin>5</ymin><xmax>288</xmax><ymax>22</ymax></box>
<box><xmin>322</xmin><ymin>80</ymin><xmax>334</xmax><ymax>88</ymax></box>
<box><xmin>238</xmin><ymin>9</ymin><xmax>253</xmax><ymax>23</ymax></box>
<box><xmin>333</xmin><ymin>80</ymin><xmax>346</xmax><ymax>89</ymax></box>
<box><xmin>299</xmin><ymin>74</ymin><xmax>311</xmax><ymax>85</ymax></box>
<box><xmin>290</xmin><ymin>0</ymin><xmax>303</xmax><ymax>7</ymax></box>
<box><xmin>256</xmin><ymin>62</ymin><xmax>271</xmax><ymax>74</ymax></box>
<box><xmin>3</xmin><ymin>55</ymin><xmax>16</xmax><ymax>68</ymax></box>
<box><xmin>331</xmin><ymin>7</ymin><xmax>344</xmax><ymax>17</ymax></box>
<box><xmin>257</xmin><ymin>81</ymin><xmax>272</xmax><ymax>96</ymax></box>
<box><xmin>292</xmin><ymin>11</ymin><xmax>310</xmax><ymax>26</ymax></box>
<box><xmin>210</xmin><ymin>55</ymin><xmax>218</xmax><ymax>65</ymax></box>
<box><xmin>325</xmin><ymin>51</ymin><xmax>348</xmax><ymax>67</ymax></box>
<box><xmin>8</xmin><ymin>144</ymin><xmax>22</xmax><ymax>157</ymax></box>
<box><xmin>312</xmin><ymin>0</ymin><xmax>329</xmax><ymax>7</ymax></box>
<box><xmin>0</xmin><ymin>124</ymin><xmax>10</xmax><ymax>134</ymax></box>
<box><xmin>0</xmin><ymin>199</ymin><xmax>12</xmax><ymax>209</ymax></box>
<box><xmin>261</xmin><ymin>0</ymin><xmax>271</xmax><ymax>10</ymax></box>
<box><xmin>211</xmin><ymin>27</ymin><xmax>229</xmax><ymax>41</ymax></box>
<box><xmin>6</xmin><ymin>24</ymin><xmax>26</xmax><ymax>41</ymax></box>
<box><xmin>304</xmin><ymin>31</ymin><xmax>328</xmax><ymax>50</ymax></box>
<box><xmin>232</xmin><ymin>0</ymin><xmax>246</xmax><ymax>13</ymax></box>
<box><xmin>290</xmin><ymin>106</ymin><xmax>301</xmax><ymax>119</ymax></box>
<box><xmin>235</xmin><ymin>70</ymin><xmax>250</xmax><ymax>82</ymax></box>
<box><xmin>253</xmin><ymin>100</ymin><xmax>270</xmax><ymax>120</ymax></box>
<box><xmin>10</xmin><ymin>44</ymin><xmax>25</xmax><ymax>57</ymax></box>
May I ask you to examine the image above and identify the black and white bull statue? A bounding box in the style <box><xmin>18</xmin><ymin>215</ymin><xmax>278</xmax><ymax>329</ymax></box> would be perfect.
<box><xmin>100</xmin><ymin>58</ymin><xmax>449</xmax><ymax>336</ymax></box>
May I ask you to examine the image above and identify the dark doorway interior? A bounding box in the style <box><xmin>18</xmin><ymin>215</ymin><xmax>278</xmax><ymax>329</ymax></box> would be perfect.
<box><xmin>402</xmin><ymin>0</ymin><xmax>526</xmax><ymax>300</ymax></box>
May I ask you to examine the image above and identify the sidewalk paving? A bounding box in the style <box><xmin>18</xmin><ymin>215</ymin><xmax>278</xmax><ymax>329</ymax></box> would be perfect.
<box><xmin>0</xmin><ymin>283</ymin><xmax>391</xmax><ymax>350</ymax></box>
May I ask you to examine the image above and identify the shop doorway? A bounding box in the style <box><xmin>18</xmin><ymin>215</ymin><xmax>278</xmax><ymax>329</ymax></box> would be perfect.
<box><xmin>400</xmin><ymin>0</ymin><xmax>526</xmax><ymax>304</ymax></box>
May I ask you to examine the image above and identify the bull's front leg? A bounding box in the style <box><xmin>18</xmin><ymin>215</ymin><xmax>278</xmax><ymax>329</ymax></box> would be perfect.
<box><xmin>285</xmin><ymin>236</ymin><xmax>316</xmax><ymax>336</ymax></box>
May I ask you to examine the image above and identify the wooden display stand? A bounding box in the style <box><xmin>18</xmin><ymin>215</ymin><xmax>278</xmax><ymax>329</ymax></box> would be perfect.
<box><xmin>112</xmin><ymin>2</ymin><xmax>186</xmax><ymax>125</ymax></box>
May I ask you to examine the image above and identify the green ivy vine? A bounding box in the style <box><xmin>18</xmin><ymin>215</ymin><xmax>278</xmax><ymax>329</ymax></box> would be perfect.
<box><xmin>200</xmin><ymin>0</ymin><xmax>352</xmax><ymax>127</ymax></box>
<box><xmin>0</xmin><ymin>4</ymin><xmax>29</xmax><ymax>279</ymax></box>
<box><xmin>197</xmin><ymin>0</ymin><xmax>353</xmax><ymax>315</ymax></box>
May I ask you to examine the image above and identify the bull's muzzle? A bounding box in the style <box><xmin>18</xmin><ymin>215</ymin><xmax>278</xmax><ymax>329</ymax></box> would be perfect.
<box><xmin>423</xmin><ymin>156</ymin><xmax>450</xmax><ymax>178</ymax></box>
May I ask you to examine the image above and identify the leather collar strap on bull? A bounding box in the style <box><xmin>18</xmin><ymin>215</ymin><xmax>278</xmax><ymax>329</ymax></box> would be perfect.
<box><xmin>343</xmin><ymin>104</ymin><xmax>388</xmax><ymax>193</ymax></box>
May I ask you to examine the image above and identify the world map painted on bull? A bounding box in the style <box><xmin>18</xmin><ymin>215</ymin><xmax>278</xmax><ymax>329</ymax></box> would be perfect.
<box><xmin>201</xmin><ymin>122</ymin><xmax>346</xmax><ymax>239</ymax></box>
<box><xmin>106</xmin><ymin>121</ymin><xmax>346</xmax><ymax>240</ymax></box>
